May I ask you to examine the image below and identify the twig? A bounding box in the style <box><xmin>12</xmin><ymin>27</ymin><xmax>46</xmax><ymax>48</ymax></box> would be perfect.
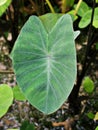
<box><xmin>0</xmin><ymin>70</ymin><xmax>14</xmax><ymax>74</ymax></box>
<box><xmin>74</xmin><ymin>0</ymin><xmax>82</xmax><ymax>15</ymax></box>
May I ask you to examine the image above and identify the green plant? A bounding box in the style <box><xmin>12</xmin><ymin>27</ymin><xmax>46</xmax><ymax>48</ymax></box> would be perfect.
<box><xmin>74</xmin><ymin>1</ymin><xmax>91</xmax><ymax>17</ymax></box>
<box><xmin>6</xmin><ymin>121</ymin><xmax>35</xmax><ymax>130</ymax></box>
<box><xmin>0</xmin><ymin>84</ymin><xmax>26</xmax><ymax>118</ymax></box>
<box><xmin>87</xmin><ymin>112</ymin><xmax>95</xmax><ymax>119</ymax></box>
<box><xmin>10</xmin><ymin>13</ymin><xmax>79</xmax><ymax>114</ymax></box>
<box><xmin>95</xmin><ymin>126</ymin><xmax>98</xmax><ymax>130</ymax></box>
<box><xmin>0</xmin><ymin>0</ymin><xmax>12</xmax><ymax>16</ymax></box>
<box><xmin>13</xmin><ymin>85</ymin><xmax>26</xmax><ymax>101</ymax></box>
<box><xmin>0</xmin><ymin>84</ymin><xmax>13</xmax><ymax>118</ymax></box>
<box><xmin>96</xmin><ymin>43</ymin><xmax>98</xmax><ymax>50</ymax></box>
<box><xmin>82</xmin><ymin>77</ymin><xmax>94</xmax><ymax>93</ymax></box>
<box><xmin>74</xmin><ymin>1</ymin><xmax>98</xmax><ymax>28</ymax></box>
<box><xmin>79</xmin><ymin>7</ymin><xmax>98</xmax><ymax>28</ymax></box>
<box><xmin>20</xmin><ymin>120</ymin><xmax>35</xmax><ymax>130</ymax></box>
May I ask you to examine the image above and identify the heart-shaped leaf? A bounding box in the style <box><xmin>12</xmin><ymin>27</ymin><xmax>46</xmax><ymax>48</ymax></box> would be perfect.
<box><xmin>39</xmin><ymin>13</ymin><xmax>63</xmax><ymax>33</ymax></box>
<box><xmin>11</xmin><ymin>14</ymin><xmax>76</xmax><ymax>114</ymax></box>
<box><xmin>0</xmin><ymin>84</ymin><xmax>13</xmax><ymax>118</ymax></box>
<box><xmin>0</xmin><ymin>0</ymin><xmax>11</xmax><ymax>16</ymax></box>
<box><xmin>74</xmin><ymin>1</ymin><xmax>90</xmax><ymax>17</ymax></box>
<box><xmin>13</xmin><ymin>86</ymin><xmax>26</xmax><ymax>101</ymax></box>
<box><xmin>39</xmin><ymin>13</ymin><xmax>79</xmax><ymax>39</ymax></box>
<box><xmin>79</xmin><ymin>7</ymin><xmax>98</xmax><ymax>28</ymax></box>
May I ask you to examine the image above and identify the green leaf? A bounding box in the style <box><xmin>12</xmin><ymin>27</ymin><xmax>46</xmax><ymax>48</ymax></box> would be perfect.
<box><xmin>74</xmin><ymin>31</ymin><xmax>80</xmax><ymax>40</ymax></box>
<box><xmin>93</xmin><ymin>8</ymin><xmax>98</xmax><ymax>28</ymax></box>
<box><xmin>68</xmin><ymin>10</ymin><xmax>78</xmax><ymax>21</ymax></box>
<box><xmin>39</xmin><ymin>13</ymin><xmax>63</xmax><ymax>33</ymax></box>
<box><xmin>95</xmin><ymin>126</ymin><xmax>98</xmax><ymax>130</ymax></box>
<box><xmin>79</xmin><ymin>9</ymin><xmax>92</xmax><ymax>28</ymax></box>
<box><xmin>65</xmin><ymin>0</ymin><xmax>74</xmax><ymax>7</ymax></box>
<box><xmin>96</xmin><ymin>43</ymin><xmax>98</xmax><ymax>50</ymax></box>
<box><xmin>40</xmin><ymin>13</ymin><xmax>79</xmax><ymax>39</ymax></box>
<box><xmin>74</xmin><ymin>1</ymin><xmax>90</xmax><ymax>17</ymax></box>
<box><xmin>13</xmin><ymin>86</ymin><xmax>26</xmax><ymax>101</ymax></box>
<box><xmin>20</xmin><ymin>121</ymin><xmax>35</xmax><ymax>130</ymax></box>
<box><xmin>0</xmin><ymin>0</ymin><xmax>8</xmax><ymax>6</ymax></box>
<box><xmin>87</xmin><ymin>112</ymin><xmax>95</xmax><ymax>119</ymax></box>
<box><xmin>83</xmin><ymin>77</ymin><xmax>94</xmax><ymax>93</ymax></box>
<box><xmin>0</xmin><ymin>0</ymin><xmax>12</xmax><ymax>16</ymax></box>
<box><xmin>96</xmin><ymin>0</ymin><xmax>98</xmax><ymax>3</ymax></box>
<box><xmin>79</xmin><ymin>7</ymin><xmax>98</xmax><ymax>28</ymax></box>
<box><xmin>0</xmin><ymin>84</ymin><xmax>13</xmax><ymax>118</ymax></box>
<box><xmin>11</xmin><ymin>14</ymin><xmax>76</xmax><ymax>114</ymax></box>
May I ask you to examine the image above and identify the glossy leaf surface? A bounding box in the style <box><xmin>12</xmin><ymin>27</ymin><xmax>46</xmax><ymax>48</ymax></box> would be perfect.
<box><xmin>11</xmin><ymin>14</ymin><xmax>76</xmax><ymax>114</ymax></box>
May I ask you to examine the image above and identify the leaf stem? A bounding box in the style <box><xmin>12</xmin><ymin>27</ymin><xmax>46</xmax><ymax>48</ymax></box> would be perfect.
<box><xmin>74</xmin><ymin>0</ymin><xmax>82</xmax><ymax>15</ymax></box>
<box><xmin>45</xmin><ymin>0</ymin><xmax>55</xmax><ymax>13</ymax></box>
<box><xmin>61</xmin><ymin>0</ymin><xmax>67</xmax><ymax>13</ymax></box>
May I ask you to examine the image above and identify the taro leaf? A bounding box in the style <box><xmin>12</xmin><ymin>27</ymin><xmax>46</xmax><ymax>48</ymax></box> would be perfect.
<box><xmin>39</xmin><ymin>13</ymin><xmax>79</xmax><ymax>38</ymax></box>
<box><xmin>83</xmin><ymin>77</ymin><xmax>94</xmax><ymax>93</ymax></box>
<box><xmin>13</xmin><ymin>86</ymin><xmax>26</xmax><ymax>101</ymax></box>
<box><xmin>0</xmin><ymin>0</ymin><xmax>11</xmax><ymax>16</ymax></box>
<box><xmin>0</xmin><ymin>84</ymin><xmax>13</xmax><ymax>118</ymax></box>
<box><xmin>74</xmin><ymin>1</ymin><xmax>90</xmax><ymax>17</ymax></box>
<box><xmin>74</xmin><ymin>31</ymin><xmax>80</xmax><ymax>40</ymax></box>
<box><xmin>11</xmin><ymin>14</ymin><xmax>76</xmax><ymax>114</ymax></box>
<box><xmin>39</xmin><ymin>13</ymin><xmax>62</xmax><ymax>33</ymax></box>
<box><xmin>79</xmin><ymin>9</ymin><xmax>92</xmax><ymax>28</ymax></box>
<box><xmin>79</xmin><ymin>7</ymin><xmax>98</xmax><ymax>28</ymax></box>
